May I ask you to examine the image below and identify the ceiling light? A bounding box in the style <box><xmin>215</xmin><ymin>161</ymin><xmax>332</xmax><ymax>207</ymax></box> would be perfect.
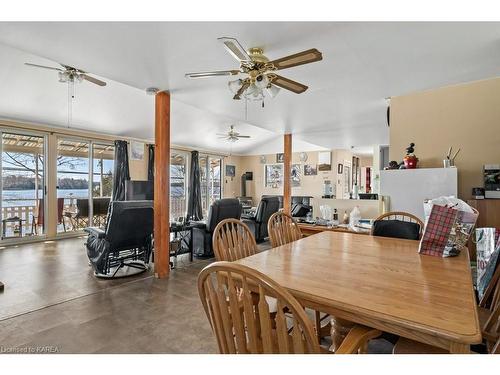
<box><xmin>58</xmin><ymin>71</ymin><xmax>67</xmax><ymax>83</ymax></box>
<box><xmin>228</xmin><ymin>79</ymin><xmax>242</xmax><ymax>94</ymax></box>
<box><xmin>254</xmin><ymin>74</ymin><xmax>269</xmax><ymax>89</ymax></box>
<box><xmin>266</xmin><ymin>84</ymin><xmax>280</xmax><ymax>98</ymax></box>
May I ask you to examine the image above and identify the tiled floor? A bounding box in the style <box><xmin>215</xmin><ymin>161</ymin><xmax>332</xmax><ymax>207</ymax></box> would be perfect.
<box><xmin>0</xmin><ymin>237</ymin><xmax>392</xmax><ymax>354</ymax></box>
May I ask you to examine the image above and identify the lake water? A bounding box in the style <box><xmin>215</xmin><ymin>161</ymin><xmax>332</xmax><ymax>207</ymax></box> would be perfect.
<box><xmin>2</xmin><ymin>189</ymin><xmax>89</xmax><ymax>207</ymax></box>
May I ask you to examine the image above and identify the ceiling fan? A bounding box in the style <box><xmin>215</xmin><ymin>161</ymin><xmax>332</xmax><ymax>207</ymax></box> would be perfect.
<box><xmin>216</xmin><ymin>125</ymin><xmax>251</xmax><ymax>142</ymax></box>
<box><xmin>24</xmin><ymin>62</ymin><xmax>107</xmax><ymax>86</ymax></box>
<box><xmin>185</xmin><ymin>37</ymin><xmax>322</xmax><ymax>101</ymax></box>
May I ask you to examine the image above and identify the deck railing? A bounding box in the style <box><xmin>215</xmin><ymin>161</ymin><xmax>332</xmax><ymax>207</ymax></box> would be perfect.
<box><xmin>1</xmin><ymin>196</ymin><xmax>188</xmax><ymax>238</ymax></box>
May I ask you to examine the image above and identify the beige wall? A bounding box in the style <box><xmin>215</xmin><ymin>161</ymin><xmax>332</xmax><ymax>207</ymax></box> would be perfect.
<box><xmin>225</xmin><ymin>150</ymin><xmax>373</xmax><ymax>207</ymax></box>
<box><xmin>222</xmin><ymin>155</ymin><xmax>244</xmax><ymax>198</ymax></box>
<box><xmin>129</xmin><ymin>142</ymin><xmax>149</xmax><ymax>181</ymax></box>
<box><xmin>390</xmin><ymin>77</ymin><xmax>500</xmax><ymax>199</ymax></box>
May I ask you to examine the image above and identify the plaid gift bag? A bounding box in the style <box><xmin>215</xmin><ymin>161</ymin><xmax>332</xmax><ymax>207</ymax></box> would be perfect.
<box><xmin>419</xmin><ymin>198</ymin><xmax>479</xmax><ymax>257</ymax></box>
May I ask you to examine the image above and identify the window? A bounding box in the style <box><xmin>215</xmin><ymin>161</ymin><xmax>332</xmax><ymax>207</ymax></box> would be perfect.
<box><xmin>170</xmin><ymin>152</ymin><xmax>187</xmax><ymax>220</ymax></box>
<box><xmin>57</xmin><ymin>138</ymin><xmax>90</xmax><ymax>233</ymax></box>
<box><xmin>1</xmin><ymin>131</ymin><xmax>46</xmax><ymax>239</ymax></box>
<box><xmin>92</xmin><ymin>143</ymin><xmax>114</xmax><ymax>199</ymax></box>
<box><xmin>199</xmin><ymin>155</ymin><xmax>222</xmax><ymax>217</ymax></box>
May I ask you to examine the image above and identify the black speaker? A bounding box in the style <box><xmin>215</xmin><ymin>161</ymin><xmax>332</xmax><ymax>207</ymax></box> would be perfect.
<box><xmin>245</xmin><ymin>172</ymin><xmax>253</xmax><ymax>181</ymax></box>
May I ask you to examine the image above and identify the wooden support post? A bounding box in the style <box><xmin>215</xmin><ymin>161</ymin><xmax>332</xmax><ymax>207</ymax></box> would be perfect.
<box><xmin>283</xmin><ymin>133</ymin><xmax>292</xmax><ymax>215</ymax></box>
<box><xmin>154</xmin><ymin>91</ymin><xmax>170</xmax><ymax>278</ymax></box>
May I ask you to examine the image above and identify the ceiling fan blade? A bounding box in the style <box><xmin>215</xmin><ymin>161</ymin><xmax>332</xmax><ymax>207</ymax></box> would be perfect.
<box><xmin>81</xmin><ymin>74</ymin><xmax>107</xmax><ymax>87</ymax></box>
<box><xmin>268</xmin><ymin>48</ymin><xmax>322</xmax><ymax>71</ymax></box>
<box><xmin>24</xmin><ymin>63</ymin><xmax>63</xmax><ymax>72</ymax></box>
<box><xmin>236</xmin><ymin>135</ymin><xmax>251</xmax><ymax>138</ymax></box>
<box><xmin>59</xmin><ymin>63</ymin><xmax>88</xmax><ymax>73</ymax></box>
<box><xmin>271</xmin><ymin>75</ymin><xmax>308</xmax><ymax>94</ymax></box>
<box><xmin>216</xmin><ymin>133</ymin><xmax>228</xmax><ymax>136</ymax></box>
<box><xmin>233</xmin><ymin>80</ymin><xmax>250</xmax><ymax>100</ymax></box>
<box><xmin>218</xmin><ymin>37</ymin><xmax>252</xmax><ymax>63</ymax></box>
<box><xmin>185</xmin><ymin>70</ymin><xmax>240</xmax><ymax>79</ymax></box>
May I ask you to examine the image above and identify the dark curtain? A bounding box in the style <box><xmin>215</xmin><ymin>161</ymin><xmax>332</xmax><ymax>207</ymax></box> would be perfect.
<box><xmin>112</xmin><ymin>140</ymin><xmax>130</xmax><ymax>201</ymax></box>
<box><xmin>147</xmin><ymin>144</ymin><xmax>155</xmax><ymax>182</ymax></box>
<box><xmin>186</xmin><ymin>150</ymin><xmax>203</xmax><ymax>221</ymax></box>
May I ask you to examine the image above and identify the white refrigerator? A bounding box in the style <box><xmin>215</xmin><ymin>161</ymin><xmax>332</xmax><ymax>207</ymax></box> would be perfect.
<box><xmin>379</xmin><ymin>168</ymin><xmax>458</xmax><ymax>221</ymax></box>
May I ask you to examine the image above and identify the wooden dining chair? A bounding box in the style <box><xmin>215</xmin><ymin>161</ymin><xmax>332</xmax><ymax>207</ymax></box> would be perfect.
<box><xmin>267</xmin><ymin>211</ymin><xmax>333</xmax><ymax>342</ymax></box>
<box><xmin>198</xmin><ymin>261</ymin><xmax>381</xmax><ymax>354</ymax></box>
<box><xmin>371</xmin><ymin>211</ymin><xmax>424</xmax><ymax>240</ymax></box>
<box><xmin>393</xmin><ymin>263</ymin><xmax>500</xmax><ymax>354</ymax></box>
<box><xmin>268</xmin><ymin>211</ymin><xmax>303</xmax><ymax>248</ymax></box>
<box><xmin>212</xmin><ymin>219</ymin><xmax>258</xmax><ymax>261</ymax></box>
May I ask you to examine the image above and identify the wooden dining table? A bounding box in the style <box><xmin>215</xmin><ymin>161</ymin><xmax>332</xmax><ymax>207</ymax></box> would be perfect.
<box><xmin>234</xmin><ymin>231</ymin><xmax>482</xmax><ymax>353</ymax></box>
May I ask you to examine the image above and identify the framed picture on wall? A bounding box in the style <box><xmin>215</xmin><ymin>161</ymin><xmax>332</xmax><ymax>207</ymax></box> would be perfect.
<box><xmin>130</xmin><ymin>140</ymin><xmax>145</xmax><ymax>161</ymax></box>
<box><xmin>318</xmin><ymin>151</ymin><xmax>331</xmax><ymax>171</ymax></box>
<box><xmin>304</xmin><ymin>164</ymin><xmax>317</xmax><ymax>176</ymax></box>
<box><xmin>265</xmin><ymin>164</ymin><xmax>283</xmax><ymax>188</ymax></box>
<box><xmin>276</xmin><ymin>153</ymin><xmax>285</xmax><ymax>163</ymax></box>
<box><xmin>291</xmin><ymin>164</ymin><xmax>301</xmax><ymax>187</ymax></box>
<box><xmin>225</xmin><ymin>164</ymin><xmax>236</xmax><ymax>177</ymax></box>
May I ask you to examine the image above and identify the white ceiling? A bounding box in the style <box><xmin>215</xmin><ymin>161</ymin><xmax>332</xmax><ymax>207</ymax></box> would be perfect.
<box><xmin>0</xmin><ymin>22</ymin><xmax>500</xmax><ymax>155</ymax></box>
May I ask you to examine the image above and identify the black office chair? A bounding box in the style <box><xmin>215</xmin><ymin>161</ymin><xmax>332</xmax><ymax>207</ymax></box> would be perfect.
<box><xmin>192</xmin><ymin>198</ymin><xmax>242</xmax><ymax>258</ymax></box>
<box><xmin>84</xmin><ymin>200</ymin><xmax>153</xmax><ymax>278</ymax></box>
<box><xmin>242</xmin><ymin>196</ymin><xmax>280</xmax><ymax>242</ymax></box>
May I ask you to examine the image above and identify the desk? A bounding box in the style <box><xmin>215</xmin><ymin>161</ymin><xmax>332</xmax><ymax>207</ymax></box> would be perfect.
<box><xmin>298</xmin><ymin>222</ymin><xmax>370</xmax><ymax>236</ymax></box>
<box><xmin>234</xmin><ymin>231</ymin><xmax>481</xmax><ymax>353</ymax></box>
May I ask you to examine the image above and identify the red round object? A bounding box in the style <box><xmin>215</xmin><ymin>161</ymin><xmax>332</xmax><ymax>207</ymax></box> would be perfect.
<box><xmin>404</xmin><ymin>156</ymin><xmax>418</xmax><ymax>169</ymax></box>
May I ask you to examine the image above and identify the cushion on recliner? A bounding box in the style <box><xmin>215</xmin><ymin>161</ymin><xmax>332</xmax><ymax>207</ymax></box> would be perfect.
<box><xmin>372</xmin><ymin>219</ymin><xmax>421</xmax><ymax>240</ymax></box>
<box><xmin>206</xmin><ymin>198</ymin><xmax>242</xmax><ymax>232</ymax></box>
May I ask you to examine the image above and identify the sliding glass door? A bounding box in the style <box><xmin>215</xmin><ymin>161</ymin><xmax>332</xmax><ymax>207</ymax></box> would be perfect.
<box><xmin>0</xmin><ymin>131</ymin><xmax>46</xmax><ymax>240</ymax></box>
<box><xmin>199</xmin><ymin>155</ymin><xmax>223</xmax><ymax>217</ymax></box>
<box><xmin>170</xmin><ymin>152</ymin><xmax>187</xmax><ymax>221</ymax></box>
<box><xmin>57</xmin><ymin>138</ymin><xmax>90</xmax><ymax>233</ymax></box>
<box><xmin>92</xmin><ymin>143</ymin><xmax>114</xmax><ymax>227</ymax></box>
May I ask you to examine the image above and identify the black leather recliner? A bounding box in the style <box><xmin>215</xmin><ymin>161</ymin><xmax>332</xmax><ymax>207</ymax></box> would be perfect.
<box><xmin>192</xmin><ymin>198</ymin><xmax>242</xmax><ymax>257</ymax></box>
<box><xmin>84</xmin><ymin>200</ymin><xmax>154</xmax><ymax>278</ymax></box>
<box><xmin>261</xmin><ymin>195</ymin><xmax>313</xmax><ymax>218</ymax></box>
<box><xmin>242</xmin><ymin>196</ymin><xmax>280</xmax><ymax>242</ymax></box>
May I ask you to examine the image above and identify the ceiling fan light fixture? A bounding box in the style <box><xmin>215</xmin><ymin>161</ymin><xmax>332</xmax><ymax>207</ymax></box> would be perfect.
<box><xmin>58</xmin><ymin>71</ymin><xmax>67</xmax><ymax>83</ymax></box>
<box><xmin>244</xmin><ymin>83</ymin><xmax>259</xmax><ymax>96</ymax></box>
<box><xmin>228</xmin><ymin>79</ymin><xmax>242</xmax><ymax>94</ymax></box>
<box><xmin>254</xmin><ymin>74</ymin><xmax>269</xmax><ymax>89</ymax></box>
<box><xmin>266</xmin><ymin>84</ymin><xmax>280</xmax><ymax>98</ymax></box>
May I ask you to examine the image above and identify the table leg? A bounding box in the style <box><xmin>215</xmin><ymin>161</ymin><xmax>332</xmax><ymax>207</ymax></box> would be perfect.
<box><xmin>330</xmin><ymin>317</ymin><xmax>356</xmax><ymax>352</ymax></box>
<box><xmin>189</xmin><ymin>227</ymin><xmax>193</xmax><ymax>262</ymax></box>
<box><xmin>449</xmin><ymin>342</ymin><xmax>470</xmax><ymax>354</ymax></box>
